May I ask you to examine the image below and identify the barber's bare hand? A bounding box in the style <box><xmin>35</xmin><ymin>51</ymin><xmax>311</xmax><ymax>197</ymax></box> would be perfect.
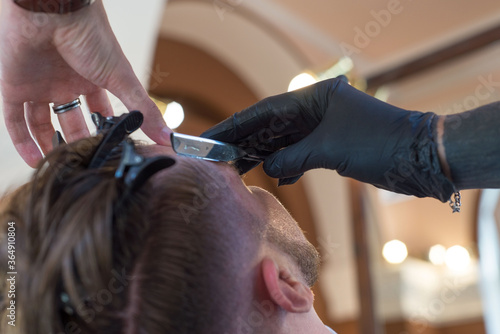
<box><xmin>0</xmin><ymin>0</ymin><xmax>170</xmax><ymax>167</ymax></box>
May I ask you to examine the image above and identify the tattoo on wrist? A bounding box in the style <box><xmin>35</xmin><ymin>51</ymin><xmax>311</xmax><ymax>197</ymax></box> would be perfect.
<box><xmin>13</xmin><ymin>0</ymin><xmax>94</xmax><ymax>14</ymax></box>
<box><xmin>436</xmin><ymin>115</ymin><xmax>453</xmax><ymax>181</ymax></box>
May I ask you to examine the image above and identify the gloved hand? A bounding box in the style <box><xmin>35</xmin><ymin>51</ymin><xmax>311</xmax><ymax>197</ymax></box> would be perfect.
<box><xmin>202</xmin><ymin>76</ymin><xmax>455</xmax><ymax>202</ymax></box>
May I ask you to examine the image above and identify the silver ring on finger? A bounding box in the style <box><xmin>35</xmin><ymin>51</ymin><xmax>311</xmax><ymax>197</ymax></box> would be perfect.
<box><xmin>52</xmin><ymin>98</ymin><xmax>81</xmax><ymax>115</ymax></box>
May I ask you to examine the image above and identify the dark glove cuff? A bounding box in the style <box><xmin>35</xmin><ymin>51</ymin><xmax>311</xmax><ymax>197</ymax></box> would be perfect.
<box><xmin>376</xmin><ymin>112</ymin><xmax>456</xmax><ymax>202</ymax></box>
<box><xmin>13</xmin><ymin>0</ymin><xmax>94</xmax><ymax>13</ymax></box>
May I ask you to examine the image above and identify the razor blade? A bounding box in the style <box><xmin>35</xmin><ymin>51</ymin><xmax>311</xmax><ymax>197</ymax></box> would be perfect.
<box><xmin>171</xmin><ymin>133</ymin><xmax>261</xmax><ymax>163</ymax></box>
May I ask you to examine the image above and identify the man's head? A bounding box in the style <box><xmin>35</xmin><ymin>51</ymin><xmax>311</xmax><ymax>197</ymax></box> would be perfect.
<box><xmin>0</xmin><ymin>137</ymin><xmax>322</xmax><ymax>334</ymax></box>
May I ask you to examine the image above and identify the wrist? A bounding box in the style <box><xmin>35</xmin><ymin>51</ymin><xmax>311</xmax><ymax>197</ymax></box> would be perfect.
<box><xmin>435</xmin><ymin>115</ymin><xmax>453</xmax><ymax>182</ymax></box>
<box><xmin>13</xmin><ymin>0</ymin><xmax>94</xmax><ymax>13</ymax></box>
<box><xmin>387</xmin><ymin>112</ymin><xmax>455</xmax><ymax>202</ymax></box>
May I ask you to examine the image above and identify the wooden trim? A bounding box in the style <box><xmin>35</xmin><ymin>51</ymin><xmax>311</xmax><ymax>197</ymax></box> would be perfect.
<box><xmin>349</xmin><ymin>180</ymin><xmax>384</xmax><ymax>334</ymax></box>
<box><xmin>367</xmin><ymin>25</ymin><xmax>500</xmax><ymax>90</ymax></box>
<box><xmin>330</xmin><ymin>318</ymin><xmax>485</xmax><ymax>334</ymax></box>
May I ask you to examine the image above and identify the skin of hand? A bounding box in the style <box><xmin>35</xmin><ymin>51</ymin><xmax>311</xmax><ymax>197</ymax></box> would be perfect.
<box><xmin>0</xmin><ymin>0</ymin><xmax>171</xmax><ymax>167</ymax></box>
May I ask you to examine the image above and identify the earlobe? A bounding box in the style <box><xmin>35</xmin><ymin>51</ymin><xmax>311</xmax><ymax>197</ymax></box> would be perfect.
<box><xmin>261</xmin><ymin>257</ymin><xmax>314</xmax><ymax>313</ymax></box>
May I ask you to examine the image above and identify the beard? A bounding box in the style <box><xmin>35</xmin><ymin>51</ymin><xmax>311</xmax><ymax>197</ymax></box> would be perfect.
<box><xmin>265</xmin><ymin>223</ymin><xmax>321</xmax><ymax>287</ymax></box>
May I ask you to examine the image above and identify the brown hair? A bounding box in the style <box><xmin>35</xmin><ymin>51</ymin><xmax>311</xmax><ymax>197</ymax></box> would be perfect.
<box><xmin>0</xmin><ymin>137</ymin><xmax>248</xmax><ymax>334</ymax></box>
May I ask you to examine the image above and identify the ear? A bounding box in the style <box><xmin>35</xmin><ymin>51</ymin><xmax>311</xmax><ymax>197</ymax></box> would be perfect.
<box><xmin>261</xmin><ymin>257</ymin><xmax>314</xmax><ymax>313</ymax></box>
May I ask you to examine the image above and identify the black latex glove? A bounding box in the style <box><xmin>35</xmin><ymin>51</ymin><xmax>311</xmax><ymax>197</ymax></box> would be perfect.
<box><xmin>201</xmin><ymin>77</ymin><xmax>455</xmax><ymax>202</ymax></box>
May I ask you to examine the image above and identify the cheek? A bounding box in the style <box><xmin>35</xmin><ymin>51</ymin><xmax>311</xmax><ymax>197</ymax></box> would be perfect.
<box><xmin>260</xmin><ymin>199</ymin><xmax>308</xmax><ymax>242</ymax></box>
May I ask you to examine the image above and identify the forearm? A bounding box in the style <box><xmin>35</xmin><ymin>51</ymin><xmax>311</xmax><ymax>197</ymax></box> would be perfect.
<box><xmin>436</xmin><ymin>101</ymin><xmax>500</xmax><ymax>190</ymax></box>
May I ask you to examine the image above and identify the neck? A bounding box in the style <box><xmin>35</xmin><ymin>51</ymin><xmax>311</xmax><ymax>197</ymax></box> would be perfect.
<box><xmin>280</xmin><ymin>307</ymin><xmax>332</xmax><ymax>334</ymax></box>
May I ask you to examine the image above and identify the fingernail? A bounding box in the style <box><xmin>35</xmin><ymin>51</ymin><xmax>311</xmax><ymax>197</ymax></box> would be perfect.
<box><xmin>277</xmin><ymin>174</ymin><xmax>302</xmax><ymax>186</ymax></box>
<box><xmin>160</xmin><ymin>126</ymin><xmax>173</xmax><ymax>145</ymax></box>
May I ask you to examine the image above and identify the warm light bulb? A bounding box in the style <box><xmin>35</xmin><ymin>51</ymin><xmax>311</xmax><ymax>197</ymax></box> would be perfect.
<box><xmin>428</xmin><ymin>244</ymin><xmax>447</xmax><ymax>265</ymax></box>
<box><xmin>288</xmin><ymin>73</ymin><xmax>317</xmax><ymax>92</ymax></box>
<box><xmin>382</xmin><ymin>240</ymin><xmax>408</xmax><ymax>264</ymax></box>
<box><xmin>445</xmin><ymin>245</ymin><xmax>471</xmax><ymax>271</ymax></box>
<box><xmin>164</xmin><ymin>101</ymin><xmax>184</xmax><ymax>129</ymax></box>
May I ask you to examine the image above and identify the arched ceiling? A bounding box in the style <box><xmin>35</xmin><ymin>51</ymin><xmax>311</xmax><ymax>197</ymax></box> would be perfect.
<box><xmin>160</xmin><ymin>0</ymin><xmax>500</xmax><ymax>99</ymax></box>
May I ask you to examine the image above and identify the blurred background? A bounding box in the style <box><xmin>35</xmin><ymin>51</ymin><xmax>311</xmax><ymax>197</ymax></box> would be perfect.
<box><xmin>1</xmin><ymin>1</ymin><xmax>500</xmax><ymax>333</ymax></box>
